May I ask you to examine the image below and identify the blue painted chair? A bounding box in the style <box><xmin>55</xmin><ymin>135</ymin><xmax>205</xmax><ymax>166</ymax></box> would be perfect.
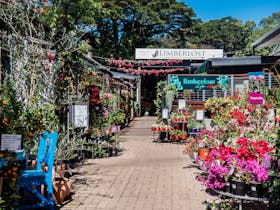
<box><xmin>17</xmin><ymin>131</ymin><xmax>59</xmax><ymax>210</ymax></box>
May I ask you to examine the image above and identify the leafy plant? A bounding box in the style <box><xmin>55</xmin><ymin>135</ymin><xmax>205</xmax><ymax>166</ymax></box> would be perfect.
<box><xmin>154</xmin><ymin>81</ymin><xmax>177</xmax><ymax>121</ymax></box>
<box><xmin>55</xmin><ymin>129</ymin><xmax>87</xmax><ymax>165</ymax></box>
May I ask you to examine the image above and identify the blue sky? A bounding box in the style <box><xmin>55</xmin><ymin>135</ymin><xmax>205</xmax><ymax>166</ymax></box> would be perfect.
<box><xmin>182</xmin><ymin>0</ymin><xmax>280</xmax><ymax>24</ymax></box>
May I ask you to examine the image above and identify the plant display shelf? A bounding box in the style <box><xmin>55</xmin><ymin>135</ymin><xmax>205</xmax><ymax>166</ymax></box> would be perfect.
<box><xmin>213</xmin><ymin>189</ymin><xmax>269</xmax><ymax>210</ymax></box>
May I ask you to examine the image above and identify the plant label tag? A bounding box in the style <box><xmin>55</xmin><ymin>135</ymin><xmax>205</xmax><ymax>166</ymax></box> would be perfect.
<box><xmin>232</xmin><ymin>184</ymin><xmax>236</xmax><ymax>189</ymax></box>
<box><xmin>251</xmin><ymin>186</ymin><xmax>256</xmax><ymax>191</ymax></box>
<box><xmin>229</xmin><ymin>167</ymin><xmax>235</xmax><ymax>175</ymax></box>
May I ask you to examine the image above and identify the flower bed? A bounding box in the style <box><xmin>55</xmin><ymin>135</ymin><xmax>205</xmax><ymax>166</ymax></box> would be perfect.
<box><xmin>184</xmin><ymin>91</ymin><xmax>280</xmax><ymax>200</ymax></box>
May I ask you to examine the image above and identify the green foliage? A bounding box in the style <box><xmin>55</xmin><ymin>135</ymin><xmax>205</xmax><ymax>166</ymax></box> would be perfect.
<box><xmin>82</xmin><ymin>0</ymin><xmax>195</xmax><ymax>58</ymax></box>
<box><xmin>189</xmin><ymin>17</ymin><xmax>252</xmax><ymax>53</ymax></box>
<box><xmin>0</xmin><ymin>77</ymin><xmax>23</xmax><ymax>134</ymax></box>
<box><xmin>55</xmin><ymin>129</ymin><xmax>88</xmax><ymax>164</ymax></box>
<box><xmin>236</xmin><ymin>12</ymin><xmax>280</xmax><ymax>56</ymax></box>
<box><xmin>106</xmin><ymin>111</ymin><xmax>126</xmax><ymax>125</ymax></box>
<box><xmin>154</xmin><ymin>81</ymin><xmax>177</xmax><ymax>121</ymax></box>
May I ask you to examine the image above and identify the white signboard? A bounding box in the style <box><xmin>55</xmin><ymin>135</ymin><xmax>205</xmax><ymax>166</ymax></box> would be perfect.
<box><xmin>178</xmin><ymin>99</ymin><xmax>186</xmax><ymax>110</ymax></box>
<box><xmin>135</xmin><ymin>48</ymin><xmax>224</xmax><ymax>60</ymax></box>
<box><xmin>196</xmin><ymin>110</ymin><xmax>204</xmax><ymax>121</ymax></box>
<box><xmin>1</xmin><ymin>134</ymin><xmax>22</xmax><ymax>151</ymax></box>
<box><xmin>71</xmin><ymin>104</ymin><xmax>89</xmax><ymax>128</ymax></box>
<box><xmin>162</xmin><ymin>108</ymin><xmax>169</xmax><ymax>119</ymax></box>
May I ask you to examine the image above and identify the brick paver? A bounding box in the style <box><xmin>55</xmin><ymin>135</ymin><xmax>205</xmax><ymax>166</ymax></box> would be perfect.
<box><xmin>60</xmin><ymin>117</ymin><xmax>214</xmax><ymax>210</ymax></box>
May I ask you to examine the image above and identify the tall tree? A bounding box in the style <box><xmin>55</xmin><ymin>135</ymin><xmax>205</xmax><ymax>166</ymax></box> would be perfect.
<box><xmin>83</xmin><ymin>0</ymin><xmax>196</xmax><ymax>58</ymax></box>
<box><xmin>259</xmin><ymin>12</ymin><xmax>280</xmax><ymax>30</ymax></box>
<box><xmin>236</xmin><ymin>12</ymin><xmax>280</xmax><ymax>56</ymax></box>
<box><xmin>188</xmin><ymin>17</ymin><xmax>252</xmax><ymax>53</ymax></box>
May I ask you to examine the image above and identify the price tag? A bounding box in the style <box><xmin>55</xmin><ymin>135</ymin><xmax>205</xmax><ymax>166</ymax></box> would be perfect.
<box><xmin>196</xmin><ymin>110</ymin><xmax>204</xmax><ymax>121</ymax></box>
<box><xmin>178</xmin><ymin>99</ymin><xmax>186</xmax><ymax>110</ymax></box>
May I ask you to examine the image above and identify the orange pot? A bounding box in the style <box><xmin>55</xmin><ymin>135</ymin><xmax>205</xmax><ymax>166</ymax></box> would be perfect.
<box><xmin>198</xmin><ymin>148</ymin><xmax>209</xmax><ymax>160</ymax></box>
<box><xmin>181</xmin><ymin>133</ymin><xmax>187</xmax><ymax>140</ymax></box>
<box><xmin>175</xmin><ymin>135</ymin><xmax>180</xmax><ymax>141</ymax></box>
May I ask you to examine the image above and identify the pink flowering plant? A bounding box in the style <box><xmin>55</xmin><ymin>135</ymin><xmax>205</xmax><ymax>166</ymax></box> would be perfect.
<box><xmin>198</xmin><ymin>137</ymin><xmax>274</xmax><ymax>189</ymax></box>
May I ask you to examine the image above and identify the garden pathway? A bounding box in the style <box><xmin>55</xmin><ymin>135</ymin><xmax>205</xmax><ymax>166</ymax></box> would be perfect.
<box><xmin>60</xmin><ymin>116</ymin><xmax>214</xmax><ymax>210</ymax></box>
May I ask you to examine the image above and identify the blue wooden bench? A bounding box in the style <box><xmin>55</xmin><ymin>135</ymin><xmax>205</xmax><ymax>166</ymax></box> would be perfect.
<box><xmin>17</xmin><ymin>131</ymin><xmax>58</xmax><ymax>210</ymax></box>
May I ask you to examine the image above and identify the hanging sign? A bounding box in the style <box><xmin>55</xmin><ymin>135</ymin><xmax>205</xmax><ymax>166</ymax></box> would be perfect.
<box><xmin>135</xmin><ymin>48</ymin><xmax>223</xmax><ymax>60</ymax></box>
<box><xmin>69</xmin><ymin>103</ymin><xmax>89</xmax><ymax>128</ymax></box>
<box><xmin>248</xmin><ymin>72</ymin><xmax>265</xmax><ymax>104</ymax></box>
<box><xmin>168</xmin><ymin>75</ymin><xmax>228</xmax><ymax>90</ymax></box>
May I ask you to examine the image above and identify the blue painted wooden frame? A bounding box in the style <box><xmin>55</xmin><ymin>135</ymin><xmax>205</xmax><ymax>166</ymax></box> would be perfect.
<box><xmin>18</xmin><ymin>131</ymin><xmax>58</xmax><ymax>210</ymax></box>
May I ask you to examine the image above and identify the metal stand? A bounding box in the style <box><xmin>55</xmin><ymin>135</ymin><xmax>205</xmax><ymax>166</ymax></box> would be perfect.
<box><xmin>213</xmin><ymin>189</ymin><xmax>269</xmax><ymax>210</ymax></box>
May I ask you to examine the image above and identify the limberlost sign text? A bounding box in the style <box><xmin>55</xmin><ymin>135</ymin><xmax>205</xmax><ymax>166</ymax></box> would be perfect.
<box><xmin>168</xmin><ymin>75</ymin><xmax>228</xmax><ymax>90</ymax></box>
<box><xmin>135</xmin><ymin>48</ymin><xmax>223</xmax><ymax>60</ymax></box>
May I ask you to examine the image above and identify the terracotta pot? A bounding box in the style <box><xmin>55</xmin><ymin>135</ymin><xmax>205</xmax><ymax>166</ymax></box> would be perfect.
<box><xmin>198</xmin><ymin>148</ymin><xmax>209</xmax><ymax>160</ymax></box>
<box><xmin>54</xmin><ymin>164</ymin><xmax>66</xmax><ymax>179</ymax></box>
<box><xmin>53</xmin><ymin>178</ymin><xmax>73</xmax><ymax>204</ymax></box>
<box><xmin>181</xmin><ymin>133</ymin><xmax>187</xmax><ymax>140</ymax></box>
<box><xmin>175</xmin><ymin>135</ymin><xmax>180</xmax><ymax>141</ymax></box>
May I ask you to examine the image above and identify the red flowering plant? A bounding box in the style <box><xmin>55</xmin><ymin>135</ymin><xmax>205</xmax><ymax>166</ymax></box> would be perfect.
<box><xmin>235</xmin><ymin>138</ymin><xmax>274</xmax><ymax>162</ymax></box>
<box><xmin>227</xmin><ymin>138</ymin><xmax>273</xmax><ymax>184</ymax></box>
<box><xmin>198</xmin><ymin>139</ymin><xmax>273</xmax><ymax>189</ymax></box>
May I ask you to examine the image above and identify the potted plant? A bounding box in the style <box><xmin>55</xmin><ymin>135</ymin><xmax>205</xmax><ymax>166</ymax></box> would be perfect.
<box><xmin>182</xmin><ymin>137</ymin><xmax>198</xmax><ymax>159</ymax></box>
<box><xmin>181</xmin><ymin>131</ymin><xmax>187</xmax><ymax>140</ymax></box>
<box><xmin>53</xmin><ymin>130</ymin><xmax>87</xmax><ymax>203</ymax></box>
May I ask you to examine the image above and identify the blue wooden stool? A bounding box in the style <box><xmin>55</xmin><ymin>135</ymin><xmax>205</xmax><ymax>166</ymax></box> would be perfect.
<box><xmin>17</xmin><ymin>131</ymin><xmax>58</xmax><ymax>210</ymax></box>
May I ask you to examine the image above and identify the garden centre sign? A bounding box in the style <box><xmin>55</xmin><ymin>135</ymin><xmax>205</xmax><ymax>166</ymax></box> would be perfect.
<box><xmin>135</xmin><ymin>48</ymin><xmax>223</xmax><ymax>60</ymax></box>
<box><xmin>168</xmin><ymin>75</ymin><xmax>228</xmax><ymax>90</ymax></box>
<box><xmin>248</xmin><ymin>71</ymin><xmax>265</xmax><ymax>104</ymax></box>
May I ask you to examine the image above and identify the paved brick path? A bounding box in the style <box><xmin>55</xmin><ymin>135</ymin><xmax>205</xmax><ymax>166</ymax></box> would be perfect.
<box><xmin>60</xmin><ymin>117</ymin><xmax>213</xmax><ymax>210</ymax></box>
